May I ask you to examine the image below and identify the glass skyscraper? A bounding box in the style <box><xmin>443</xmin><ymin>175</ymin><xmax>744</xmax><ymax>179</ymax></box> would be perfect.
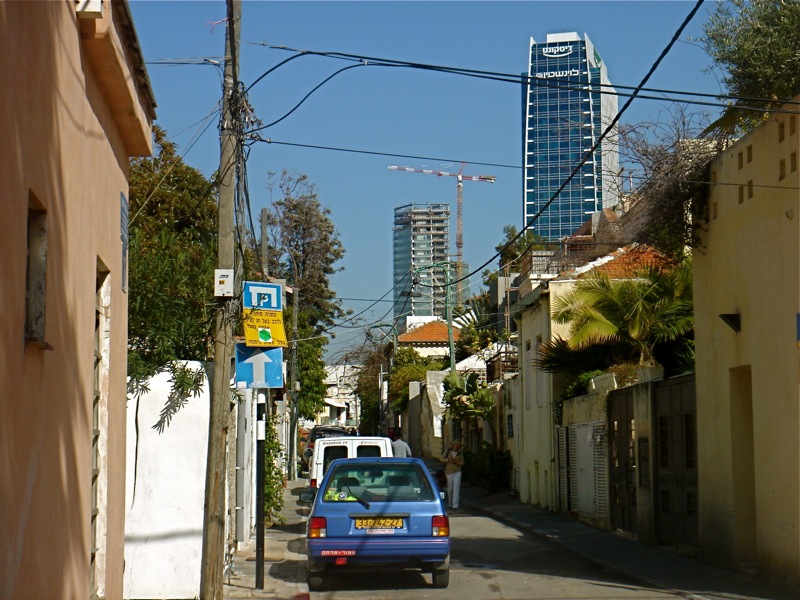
<box><xmin>524</xmin><ymin>32</ymin><xmax>619</xmax><ymax>240</ymax></box>
<box><xmin>393</xmin><ymin>203</ymin><xmax>450</xmax><ymax>322</ymax></box>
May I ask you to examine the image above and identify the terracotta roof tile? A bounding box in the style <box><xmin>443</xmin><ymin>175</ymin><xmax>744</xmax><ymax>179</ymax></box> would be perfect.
<box><xmin>551</xmin><ymin>244</ymin><xmax>673</xmax><ymax>281</ymax></box>
<box><xmin>590</xmin><ymin>245</ymin><xmax>673</xmax><ymax>278</ymax></box>
<box><xmin>398</xmin><ymin>320</ymin><xmax>460</xmax><ymax>344</ymax></box>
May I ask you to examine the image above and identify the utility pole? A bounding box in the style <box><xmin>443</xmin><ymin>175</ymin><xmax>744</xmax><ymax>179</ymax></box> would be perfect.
<box><xmin>201</xmin><ymin>1</ymin><xmax>240</xmax><ymax>598</ymax></box>
<box><xmin>288</xmin><ymin>279</ymin><xmax>299</xmax><ymax>480</ymax></box>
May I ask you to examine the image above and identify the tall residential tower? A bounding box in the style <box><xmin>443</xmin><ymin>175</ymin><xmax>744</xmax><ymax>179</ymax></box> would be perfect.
<box><xmin>393</xmin><ymin>203</ymin><xmax>450</xmax><ymax>322</ymax></box>
<box><xmin>524</xmin><ymin>32</ymin><xmax>619</xmax><ymax>240</ymax></box>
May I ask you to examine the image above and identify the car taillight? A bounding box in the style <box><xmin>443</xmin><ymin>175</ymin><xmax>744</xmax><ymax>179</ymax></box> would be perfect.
<box><xmin>309</xmin><ymin>516</ymin><xmax>327</xmax><ymax>538</ymax></box>
<box><xmin>310</xmin><ymin>479</ymin><xmax>317</xmax><ymax>488</ymax></box>
<box><xmin>432</xmin><ymin>515</ymin><xmax>449</xmax><ymax>537</ymax></box>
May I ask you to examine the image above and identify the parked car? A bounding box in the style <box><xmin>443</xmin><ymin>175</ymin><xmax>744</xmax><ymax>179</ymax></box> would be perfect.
<box><xmin>301</xmin><ymin>425</ymin><xmax>349</xmax><ymax>470</ymax></box>
<box><xmin>301</xmin><ymin>457</ymin><xmax>451</xmax><ymax>591</ymax></box>
<box><xmin>307</xmin><ymin>436</ymin><xmax>393</xmax><ymax>490</ymax></box>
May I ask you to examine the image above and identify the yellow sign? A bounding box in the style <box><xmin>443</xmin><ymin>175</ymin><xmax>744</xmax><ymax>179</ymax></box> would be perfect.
<box><xmin>243</xmin><ymin>309</ymin><xmax>288</xmax><ymax>348</ymax></box>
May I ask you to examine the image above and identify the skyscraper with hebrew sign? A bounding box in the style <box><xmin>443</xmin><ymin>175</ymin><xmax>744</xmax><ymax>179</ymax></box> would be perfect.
<box><xmin>524</xmin><ymin>32</ymin><xmax>619</xmax><ymax>239</ymax></box>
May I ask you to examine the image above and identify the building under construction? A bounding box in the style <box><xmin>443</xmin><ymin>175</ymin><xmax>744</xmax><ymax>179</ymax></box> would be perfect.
<box><xmin>393</xmin><ymin>203</ymin><xmax>450</xmax><ymax>324</ymax></box>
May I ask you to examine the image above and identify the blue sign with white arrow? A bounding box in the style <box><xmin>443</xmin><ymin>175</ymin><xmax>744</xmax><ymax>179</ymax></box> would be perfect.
<box><xmin>243</xmin><ymin>281</ymin><xmax>282</xmax><ymax>311</ymax></box>
<box><xmin>235</xmin><ymin>344</ymin><xmax>284</xmax><ymax>389</ymax></box>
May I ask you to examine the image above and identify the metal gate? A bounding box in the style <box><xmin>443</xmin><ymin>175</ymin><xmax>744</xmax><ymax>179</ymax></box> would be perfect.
<box><xmin>608</xmin><ymin>388</ymin><xmax>636</xmax><ymax>533</ymax></box>
<box><xmin>653</xmin><ymin>375</ymin><xmax>698</xmax><ymax>548</ymax></box>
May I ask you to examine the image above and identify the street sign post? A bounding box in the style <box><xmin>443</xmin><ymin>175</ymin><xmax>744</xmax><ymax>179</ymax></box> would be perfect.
<box><xmin>235</xmin><ymin>344</ymin><xmax>284</xmax><ymax>389</ymax></box>
<box><xmin>242</xmin><ymin>309</ymin><xmax>288</xmax><ymax>348</ymax></box>
<box><xmin>243</xmin><ymin>281</ymin><xmax>283</xmax><ymax>311</ymax></box>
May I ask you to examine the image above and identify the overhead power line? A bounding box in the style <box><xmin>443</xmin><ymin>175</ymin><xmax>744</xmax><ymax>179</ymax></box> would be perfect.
<box><xmin>247</xmin><ymin>41</ymin><xmax>800</xmax><ymax>113</ymax></box>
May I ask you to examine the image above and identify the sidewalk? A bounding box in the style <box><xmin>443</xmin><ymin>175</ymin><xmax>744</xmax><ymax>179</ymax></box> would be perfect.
<box><xmin>225</xmin><ymin>466</ymin><xmax>797</xmax><ymax>600</ymax></box>
<box><xmin>457</xmin><ymin>481</ymin><xmax>798</xmax><ymax>600</ymax></box>
<box><xmin>223</xmin><ymin>478</ymin><xmax>310</xmax><ymax>600</ymax></box>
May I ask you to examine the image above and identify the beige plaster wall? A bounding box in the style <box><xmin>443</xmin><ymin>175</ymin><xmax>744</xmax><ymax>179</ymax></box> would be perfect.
<box><xmin>0</xmin><ymin>2</ymin><xmax>152</xmax><ymax>598</ymax></box>
<box><xmin>694</xmin><ymin>106</ymin><xmax>800</xmax><ymax>584</ymax></box>
<box><xmin>513</xmin><ymin>285</ymin><xmax>566</xmax><ymax>510</ymax></box>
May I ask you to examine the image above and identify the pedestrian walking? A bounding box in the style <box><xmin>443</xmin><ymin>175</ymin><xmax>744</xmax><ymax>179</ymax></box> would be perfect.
<box><xmin>391</xmin><ymin>429</ymin><xmax>412</xmax><ymax>457</ymax></box>
<box><xmin>440</xmin><ymin>440</ymin><xmax>464</xmax><ymax>510</ymax></box>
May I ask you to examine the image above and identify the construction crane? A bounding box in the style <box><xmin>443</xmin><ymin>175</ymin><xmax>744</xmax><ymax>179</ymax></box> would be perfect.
<box><xmin>388</xmin><ymin>163</ymin><xmax>496</xmax><ymax>305</ymax></box>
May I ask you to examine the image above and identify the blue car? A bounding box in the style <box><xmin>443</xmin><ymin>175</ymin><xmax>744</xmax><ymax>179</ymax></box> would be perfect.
<box><xmin>302</xmin><ymin>457</ymin><xmax>451</xmax><ymax>590</ymax></box>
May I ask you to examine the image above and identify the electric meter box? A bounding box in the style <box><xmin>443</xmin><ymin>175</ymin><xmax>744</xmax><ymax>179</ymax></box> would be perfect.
<box><xmin>214</xmin><ymin>269</ymin><xmax>234</xmax><ymax>297</ymax></box>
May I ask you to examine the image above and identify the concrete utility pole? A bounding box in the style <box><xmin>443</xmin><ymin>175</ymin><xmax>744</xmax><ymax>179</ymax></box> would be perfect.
<box><xmin>201</xmin><ymin>1</ymin><xmax>240</xmax><ymax>598</ymax></box>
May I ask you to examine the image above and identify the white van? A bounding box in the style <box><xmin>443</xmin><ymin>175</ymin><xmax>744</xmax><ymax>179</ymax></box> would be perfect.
<box><xmin>308</xmin><ymin>436</ymin><xmax>393</xmax><ymax>489</ymax></box>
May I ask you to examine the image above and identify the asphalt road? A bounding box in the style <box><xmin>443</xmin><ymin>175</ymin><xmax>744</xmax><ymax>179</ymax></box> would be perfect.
<box><xmin>306</xmin><ymin>508</ymin><xmax>686</xmax><ymax>599</ymax></box>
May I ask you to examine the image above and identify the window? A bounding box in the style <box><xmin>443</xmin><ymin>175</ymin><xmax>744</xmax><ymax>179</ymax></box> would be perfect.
<box><xmin>738</xmin><ymin>186</ymin><xmax>744</xmax><ymax>204</ymax></box>
<box><xmin>791</xmin><ymin>152</ymin><xmax>797</xmax><ymax>173</ymax></box>
<box><xmin>791</xmin><ymin>115</ymin><xmax>797</xmax><ymax>135</ymax></box>
<box><xmin>778</xmin><ymin>121</ymin><xmax>785</xmax><ymax>142</ymax></box>
<box><xmin>26</xmin><ymin>193</ymin><xmax>48</xmax><ymax>343</ymax></box>
<box><xmin>737</xmin><ymin>152</ymin><xmax>743</xmax><ymax>169</ymax></box>
<box><xmin>91</xmin><ymin>265</ymin><xmax>111</xmax><ymax>598</ymax></box>
<box><xmin>747</xmin><ymin>180</ymin><xmax>753</xmax><ymax>199</ymax></box>
<box><xmin>780</xmin><ymin>159</ymin><xmax>786</xmax><ymax>180</ymax></box>
<box><xmin>746</xmin><ymin>145</ymin><xmax>752</xmax><ymax>163</ymax></box>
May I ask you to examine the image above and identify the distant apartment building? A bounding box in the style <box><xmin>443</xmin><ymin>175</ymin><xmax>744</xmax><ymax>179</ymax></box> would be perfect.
<box><xmin>524</xmin><ymin>32</ymin><xmax>619</xmax><ymax>240</ymax></box>
<box><xmin>393</xmin><ymin>203</ymin><xmax>450</xmax><ymax>322</ymax></box>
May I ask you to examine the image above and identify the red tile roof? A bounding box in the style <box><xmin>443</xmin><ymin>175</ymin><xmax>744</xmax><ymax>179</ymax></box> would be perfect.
<box><xmin>557</xmin><ymin>244</ymin><xmax>674</xmax><ymax>280</ymax></box>
<box><xmin>397</xmin><ymin>320</ymin><xmax>460</xmax><ymax>344</ymax></box>
<box><xmin>590</xmin><ymin>245</ymin><xmax>673</xmax><ymax>278</ymax></box>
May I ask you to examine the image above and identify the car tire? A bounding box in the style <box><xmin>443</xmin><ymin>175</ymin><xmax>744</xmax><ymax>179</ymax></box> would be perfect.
<box><xmin>307</xmin><ymin>561</ymin><xmax>324</xmax><ymax>591</ymax></box>
<box><xmin>308</xmin><ymin>575</ymin><xmax>323</xmax><ymax>592</ymax></box>
<box><xmin>432</xmin><ymin>567</ymin><xmax>449</xmax><ymax>588</ymax></box>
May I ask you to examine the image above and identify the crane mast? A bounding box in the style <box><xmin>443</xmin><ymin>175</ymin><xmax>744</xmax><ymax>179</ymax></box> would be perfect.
<box><xmin>388</xmin><ymin>163</ymin><xmax>495</xmax><ymax>305</ymax></box>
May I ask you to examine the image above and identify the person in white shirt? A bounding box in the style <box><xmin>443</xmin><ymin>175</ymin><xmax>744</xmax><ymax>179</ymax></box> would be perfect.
<box><xmin>391</xmin><ymin>430</ymin><xmax>412</xmax><ymax>458</ymax></box>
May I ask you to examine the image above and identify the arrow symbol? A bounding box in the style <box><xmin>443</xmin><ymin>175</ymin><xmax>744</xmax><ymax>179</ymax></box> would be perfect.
<box><xmin>244</xmin><ymin>350</ymin><xmax>273</xmax><ymax>384</ymax></box>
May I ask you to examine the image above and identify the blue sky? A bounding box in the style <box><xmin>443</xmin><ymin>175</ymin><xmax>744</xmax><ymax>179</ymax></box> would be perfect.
<box><xmin>128</xmin><ymin>1</ymin><xmax>723</xmax><ymax>359</ymax></box>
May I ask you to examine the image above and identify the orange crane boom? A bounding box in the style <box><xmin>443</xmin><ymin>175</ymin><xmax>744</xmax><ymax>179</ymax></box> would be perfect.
<box><xmin>388</xmin><ymin>163</ymin><xmax>496</xmax><ymax>304</ymax></box>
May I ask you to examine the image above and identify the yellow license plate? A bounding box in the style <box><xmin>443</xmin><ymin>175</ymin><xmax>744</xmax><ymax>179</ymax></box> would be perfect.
<box><xmin>354</xmin><ymin>517</ymin><xmax>403</xmax><ymax>529</ymax></box>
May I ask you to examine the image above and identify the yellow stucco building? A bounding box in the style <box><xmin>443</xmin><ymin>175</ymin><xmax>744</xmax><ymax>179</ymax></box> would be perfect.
<box><xmin>0</xmin><ymin>1</ymin><xmax>154</xmax><ymax>597</ymax></box>
<box><xmin>694</xmin><ymin>101</ymin><xmax>800</xmax><ymax>585</ymax></box>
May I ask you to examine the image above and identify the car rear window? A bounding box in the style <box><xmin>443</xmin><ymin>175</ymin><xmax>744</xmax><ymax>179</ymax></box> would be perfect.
<box><xmin>322</xmin><ymin>464</ymin><xmax>434</xmax><ymax>502</ymax></box>
<box><xmin>321</xmin><ymin>446</ymin><xmax>348</xmax><ymax>476</ymax></box>
<box><xmin>356</xmin><ymin>444</ymin><xmax>383</xmax><ymax>458</ymax></box>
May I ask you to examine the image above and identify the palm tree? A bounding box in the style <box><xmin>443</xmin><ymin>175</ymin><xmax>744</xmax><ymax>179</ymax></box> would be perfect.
<box><xmin>551</xmin><ymin>257</ymin><xmax>693</xmax><ymax>367</ymax></box>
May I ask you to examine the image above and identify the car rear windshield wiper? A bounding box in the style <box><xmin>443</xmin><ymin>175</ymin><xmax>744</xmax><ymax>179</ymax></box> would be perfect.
<box><xmin>343</xmin><ymin>482</ymin><xmax>370</xmax><ymax>509</ymax></box>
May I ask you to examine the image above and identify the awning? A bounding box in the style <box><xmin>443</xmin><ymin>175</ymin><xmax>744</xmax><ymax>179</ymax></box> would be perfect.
<box><xmin>324</xmin><ymin>397</ymin><xmax>347</xmax><ymax>408</ymax></box>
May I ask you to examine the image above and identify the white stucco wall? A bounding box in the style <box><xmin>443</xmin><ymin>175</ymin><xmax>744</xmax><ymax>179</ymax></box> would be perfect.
<box><xmin>124</xmin><ymin>362</ymin><xmax>210</xmax><ymax>599</ymax></box>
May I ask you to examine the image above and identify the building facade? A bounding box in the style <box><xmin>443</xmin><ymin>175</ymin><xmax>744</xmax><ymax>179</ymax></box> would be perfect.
<box><xmin>0</xmin><ymin>1</ymin><xmax>155</xmax><ymax>598</ymax></box>
<box><xmin>393</xmin><ymin>203</ymin><xmax>450</xmax><ymax>322</ymax></box>
<box><xmin>694</xmin><ymin>101</ymin><xmax>800</xmax><ymax>585</ymax></box>
<box><xmin>524</xmin><ymin>32</ymin><xmax>619</xmax><ymax>239</ymax></box>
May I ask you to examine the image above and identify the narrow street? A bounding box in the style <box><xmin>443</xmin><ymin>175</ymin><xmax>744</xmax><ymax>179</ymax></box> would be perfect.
<box><xmin>226</xmin><ymin>479</ymin><xmax>798</xmax><ymax>600</ymax></box>
<box><xmin>309</xmin><ymin>510</ymin><xmax>683</xmax><ymax>599</ymax></box>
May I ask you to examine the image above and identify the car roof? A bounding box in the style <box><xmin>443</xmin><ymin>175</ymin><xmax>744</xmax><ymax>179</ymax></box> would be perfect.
<box><xmin>329</xmin><ymin>456</ymin><xmax>422</xmax><ymax>466</ymax></box>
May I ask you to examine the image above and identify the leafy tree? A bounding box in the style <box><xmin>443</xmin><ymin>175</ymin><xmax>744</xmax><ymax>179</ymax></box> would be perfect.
<box><xmin>353</xmin><ymin>344</ymin><xmax>390</xmax><ymax>435</ymax></box>
<box><xmin>617</xmin><ymin>106</ymin><xmax>724</xmax><ymax>258</ymax></box>
<box><xmin>699</xmin><ymin>0</ymin><xmax>800</xmax><ymax>135</ymax></box>
<box><xmin>550</xmin><ymin>256</ymin><xmax>694</xmax><ymax>367</ymax></box>
<box><xmin>388</xmin><ymin>347</ymin><xmax>444</xmax><ymax>414</ymax></box>
<box><xmin>484</xmin><ymin>225</ymin><xmax>548</xmax><ymax>284</ymax></box>
<box><xmin>262</xmin><ymin>170</ymin><xmax>345</xmax><ymax>333</ymax></box>
<box><xmin>442</xmin><ymin>370</ymin><xmax>497</xmax><ymax>443</ymax></box>
<box><xmin>261</xmin><ymin>170</ymin><xmax>346</xmax><ymax>419</ymax></box>
<box><xmin>127</xmin><ymin>126</ymin><xmax>218</xmax><ymax>427</ymax></box>
<box><xmin>453</xmin><ymin>292</ymin><xmax>498</xmax><ymax>362</ymax></box>
<box><xmin>294</xmin><ymin>313</ymin><xmax>327</xmax><ymax>419</ymax></box>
